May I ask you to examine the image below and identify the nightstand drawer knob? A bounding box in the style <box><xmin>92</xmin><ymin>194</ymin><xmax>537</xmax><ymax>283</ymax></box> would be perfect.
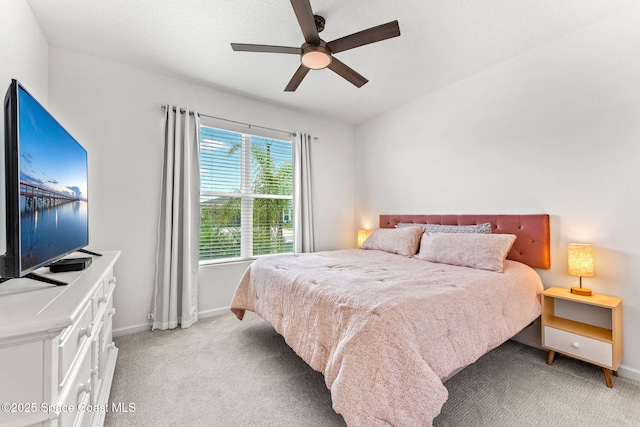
<box><xmin>572</xmin><ymin>342</ymin><xmax>580</xmax><ymax>349</ymax></box>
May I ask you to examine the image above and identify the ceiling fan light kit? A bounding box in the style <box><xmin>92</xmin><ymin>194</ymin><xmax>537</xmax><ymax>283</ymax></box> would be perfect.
<box><xmin>230</xmin><ymin>0</ymin><xmax>400</xmax><ymax>91</ymax></box>
<box><xmin>301</xmin><ymin>42</ymin><xmax>331</xmax><ymax>70</ymax></box>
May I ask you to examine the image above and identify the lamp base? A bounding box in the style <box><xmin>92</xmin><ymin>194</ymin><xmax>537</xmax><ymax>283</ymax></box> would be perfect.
<box><xmin>571</xmin><ymin>287</ymin><xmax>592</xmax><ymax>296</ymax></box>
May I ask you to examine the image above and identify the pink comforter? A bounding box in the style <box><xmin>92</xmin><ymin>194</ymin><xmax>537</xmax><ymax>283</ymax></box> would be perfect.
<box><xmin>230</xmin><ymin>249</ymin><xmax>543</xmax><ymax>426</ymax></box>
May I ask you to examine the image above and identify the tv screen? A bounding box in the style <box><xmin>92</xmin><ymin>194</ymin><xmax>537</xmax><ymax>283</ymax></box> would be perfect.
<box><xmin>1</xmin><ymin>80</ymin><xmax>88</xmax><ymax>279</ymax></box>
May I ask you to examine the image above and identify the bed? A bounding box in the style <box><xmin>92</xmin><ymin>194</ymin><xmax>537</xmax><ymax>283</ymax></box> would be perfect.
<box><xmin>230</xmin><ymin>214</ymin><xmax>550</xmax><ymax>426</ymax></box>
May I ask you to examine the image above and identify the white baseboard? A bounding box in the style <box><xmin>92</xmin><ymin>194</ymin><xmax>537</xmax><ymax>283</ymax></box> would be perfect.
<box><xmin>198</xmin><ymin>306</ymin><xmax>231</xmax><ymax>319</ymax></box>
<box><xmin>113</xmin><ymin>307</ymin><xmax>231</xmax><ymax>337</ymax></box>
<box><xmin>113</xmin><ymin>322</ymin><xmax>151</xmax><ymax>337</ymax></box>
<box><xmin>618</xmin><ymin>364</ymin><xmax>640</xmax><ymax>382</ymax></box>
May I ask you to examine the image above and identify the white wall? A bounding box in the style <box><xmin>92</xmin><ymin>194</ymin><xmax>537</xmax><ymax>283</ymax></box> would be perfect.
<box><xmin>355</xmin><ymin>6</ymin><xmax>640</xmax><ymax>379</ymax></box>
<box><xmin>47</xmin><ymin>47</ymin><xmax>356</xmax><ymax>335</ymax></box>
<box><xmin>0</xmin><ymin>0</ymin><xmax>48</xmax><ymax>255</ymax></box>
<box><xmin>0</xmin><ymin>0</ymin><xmax>48</xmax><ymax>104</ymax></box>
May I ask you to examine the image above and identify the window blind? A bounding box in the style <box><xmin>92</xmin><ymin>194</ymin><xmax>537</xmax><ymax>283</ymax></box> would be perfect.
<box><xmin>200</xmin><ymin>125</ymin><xmax>293</xmax><ymax>262</ymax></box>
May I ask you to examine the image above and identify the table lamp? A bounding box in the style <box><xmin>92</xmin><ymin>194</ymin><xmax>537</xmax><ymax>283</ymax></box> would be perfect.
<box><xmin>568</xmin><ymin>243</ymin><xmax>594</xmax><ymax>296</ymax></box>
<box><xmin>357</xmin><ymin>229</ymin><xmax>372</xmax><ymax>247</ymax></box>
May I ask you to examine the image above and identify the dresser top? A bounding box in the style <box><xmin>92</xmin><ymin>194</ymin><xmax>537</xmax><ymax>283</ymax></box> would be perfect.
<box><xmin>0</xmin><ymin>251</ymin><xmax>120</xmax><ymax>342</ymax></box>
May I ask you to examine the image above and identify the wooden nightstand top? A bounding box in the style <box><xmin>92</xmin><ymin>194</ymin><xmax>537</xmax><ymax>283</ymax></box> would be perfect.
<box><xmin>542</xmin><ymin>287</ymin><xmax>621</xmax><ymax>309</ymax></box>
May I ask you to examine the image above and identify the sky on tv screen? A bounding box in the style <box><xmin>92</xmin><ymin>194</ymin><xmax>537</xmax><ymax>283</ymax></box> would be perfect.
<box><xmin>18</xmin><ymin>86</ymin><xmax>88</xmax><ymax>272</ymax></box>
<box><xmin>18</xmin><ymin>87</ymin><xmax>87</xmax><ymax>201</ymax></box>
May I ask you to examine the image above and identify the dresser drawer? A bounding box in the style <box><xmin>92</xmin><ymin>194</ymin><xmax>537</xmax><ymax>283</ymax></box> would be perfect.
<box><xmin>544</xmin><ymin>326</ymin><xmax>613</xmax><ymax>367</ymax></box>
<box><xmin>58</xmin><ymin>302</ymin><xmax>93</xmax><ymax>389</ymax></box>
<box><xmin>98</xmin><ymin>291</ymin><xmax>115</xmax><ymax>378</ymax></box>
<box><xmin>91</xmin><ymin>279</ymin><xmax>107</xmax><ymax>320</ymax></box>
<box><xmin>58</xmin><ymin>342</ymin><xmax>92</xmax><ymax>427</ymax></box>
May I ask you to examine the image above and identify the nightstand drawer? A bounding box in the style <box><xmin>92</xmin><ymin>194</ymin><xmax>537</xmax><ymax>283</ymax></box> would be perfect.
<box><xmin>544</xmin><ymin>326</ymin><xmax>612</xmax><ymax>367</ymax></box>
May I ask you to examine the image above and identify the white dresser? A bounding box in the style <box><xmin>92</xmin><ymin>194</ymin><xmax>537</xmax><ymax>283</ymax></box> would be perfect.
<box><xmin>0</xmin><ymin>251</ymin><xmax>120</xmax><ymax>427</ymax></box>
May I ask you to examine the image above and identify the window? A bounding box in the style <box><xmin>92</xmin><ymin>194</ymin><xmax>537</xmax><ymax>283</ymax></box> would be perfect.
<box><xmin>199</xmin><ymin>124</ymin><xmax>293</xmax><ymax>262</ymax></box>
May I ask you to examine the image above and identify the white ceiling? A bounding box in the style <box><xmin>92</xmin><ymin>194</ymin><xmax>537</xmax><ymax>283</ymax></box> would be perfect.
<box><xmin>26</xmin><ymin>0</ymin><xmax>637</xmax><ymax>125</ymax></box>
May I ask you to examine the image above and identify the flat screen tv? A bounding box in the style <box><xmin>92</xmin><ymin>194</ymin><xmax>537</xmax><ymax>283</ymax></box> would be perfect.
<box><xmin>1</xmin><ymin>79</ymin><xmax>89</xmax><ymax>283</ymax></box>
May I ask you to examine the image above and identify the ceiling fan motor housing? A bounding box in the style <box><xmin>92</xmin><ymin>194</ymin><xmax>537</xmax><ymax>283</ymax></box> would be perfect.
<box><xmin>314</xmin><ymin>15</ymin><xmax>325</xmax><ymax>32</ymax></box>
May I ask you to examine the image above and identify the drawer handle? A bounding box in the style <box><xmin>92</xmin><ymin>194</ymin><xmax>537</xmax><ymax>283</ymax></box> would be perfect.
<box><xmin>572</xmin><ymin>342</ymin><xmax>580</xmax><ymax>349</ymax></box>
<box><xmin>78</xmin><ymin>379</ymin><xmax>91</xmax><ymax>396</ymax></box>
<box><xmin>79</xmin><ymin>324</ymin><xmax>93</xmax><ymax>339</ymax></box>
<box><xmin>97</xmin><ymin>295</ymin><xmax>107</xmax><ymax>304</ymax></box>
<box><xmin>109</xmin><ymin>308</ymin><xmax>116</xmax><ymax>317</ymax></box>
<box><xmin>109</xmin><ymin>276</ymin><xmax>117</xmax><ymax>285</ymax></box>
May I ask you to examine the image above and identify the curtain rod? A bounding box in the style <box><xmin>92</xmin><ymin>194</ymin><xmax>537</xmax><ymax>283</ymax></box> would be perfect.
<box><xmin>161</xmin><ymin>104</ymin><xmax>305</xmax><ymax>139</ymax></box>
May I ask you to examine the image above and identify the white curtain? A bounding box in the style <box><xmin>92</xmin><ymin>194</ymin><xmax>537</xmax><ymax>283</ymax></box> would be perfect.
<box><xmin>151</xmin><ymin>106</ymin><xmax>200</xmax><ymax>330</ymax></box>
<box><xmin>293</xmin><ymin>132</ymin><xmax>315</xmax><ymax>253</ymax></box>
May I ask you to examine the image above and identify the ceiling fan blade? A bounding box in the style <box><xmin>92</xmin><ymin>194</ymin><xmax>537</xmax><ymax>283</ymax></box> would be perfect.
<box><xmin>328</xmin><ymin>20</ymin><xmax>400</xmax><ymax>54</ymax></box>
<box><xmin>285</xmin><ymin>65</ymin><xmax>310</xmax><ymax>91</ymax></box>
<box><xmin>327</xmin><ymin>57</ymin><xmax>368</xmax><ymax>88</ymax></box>
<box><xmin>231</xmin><ymin>43</ymin><xmax>301</xmax><ymax>55</ymax></box>
<box><xmin>290</xmin><ymin>0</ymin><xmax>320</xmax><ymax>44</ymax></box>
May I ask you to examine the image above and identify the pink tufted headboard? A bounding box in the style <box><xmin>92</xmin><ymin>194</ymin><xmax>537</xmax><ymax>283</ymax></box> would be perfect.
<box><xmin>379</xmin><ymin>214</ymin><xmax>550</xmax><ymax>269</ymax></box>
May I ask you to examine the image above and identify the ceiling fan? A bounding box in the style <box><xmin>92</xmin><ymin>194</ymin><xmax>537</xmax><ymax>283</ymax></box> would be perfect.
<box><xmin>230</xmin><ymin>0</ymin><xmax>401</xmax><ymax>91</ymax></box>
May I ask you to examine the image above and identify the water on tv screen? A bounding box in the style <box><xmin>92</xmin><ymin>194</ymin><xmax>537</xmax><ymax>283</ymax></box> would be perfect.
<box><xmin>18</xmin><ymin>86</ymin><xmax>88</xmax><ymax>273</ymax></box>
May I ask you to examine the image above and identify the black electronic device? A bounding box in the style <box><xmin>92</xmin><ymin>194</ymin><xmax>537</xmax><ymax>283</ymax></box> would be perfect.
<box><xmin>0</xmin><ymin>79</ymin><xmax>89</xmax><ymax>286</ymax></box>
<box><xmin>49</xmin><ymin>257</ymin><xmax>92</xmax><ymax>273</ymax></box>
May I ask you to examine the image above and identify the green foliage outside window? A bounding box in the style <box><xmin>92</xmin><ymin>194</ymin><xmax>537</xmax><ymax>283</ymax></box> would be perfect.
<box><xmin>199</xmin><ymin>129</ymin><xmax>293</xmax><ymax>261</ymax></box>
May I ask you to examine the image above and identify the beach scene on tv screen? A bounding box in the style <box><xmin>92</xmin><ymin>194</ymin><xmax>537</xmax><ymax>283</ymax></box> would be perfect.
<box><xmin>18</xmin><ymin>88</ymin><xmax>88</xmax><ymax>272</ymax></box>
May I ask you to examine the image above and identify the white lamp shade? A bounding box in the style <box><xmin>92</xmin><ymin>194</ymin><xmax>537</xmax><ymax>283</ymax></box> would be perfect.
<box><xmin>568</xmin><ymin>243</ymin><xmax>594</xmax><ymax>278</ymax></box>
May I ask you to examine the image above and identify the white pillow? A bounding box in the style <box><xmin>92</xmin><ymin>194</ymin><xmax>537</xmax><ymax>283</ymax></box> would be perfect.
<box><xmin>361</xmin><ymin>227</ymin><xmax>424</xmax><ymax>257</ymax></box>
<box><xmin>416</xmin><ymin>232</ymin><xmax>516</xmax><ymax>272</ymax></box>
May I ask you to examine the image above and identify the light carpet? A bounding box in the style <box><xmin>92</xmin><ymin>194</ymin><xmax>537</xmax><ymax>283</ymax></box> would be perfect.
<box><xmin>105</xmin><ymin>312</ymin><xmax>640</xmax><ymax>427</ymax></box>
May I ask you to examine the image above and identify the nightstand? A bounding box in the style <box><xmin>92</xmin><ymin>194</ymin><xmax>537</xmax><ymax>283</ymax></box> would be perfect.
<box><xmin>541</xmin><ymin>287</ymin><xmax>623</xmax><ymax>388</ymax></box>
